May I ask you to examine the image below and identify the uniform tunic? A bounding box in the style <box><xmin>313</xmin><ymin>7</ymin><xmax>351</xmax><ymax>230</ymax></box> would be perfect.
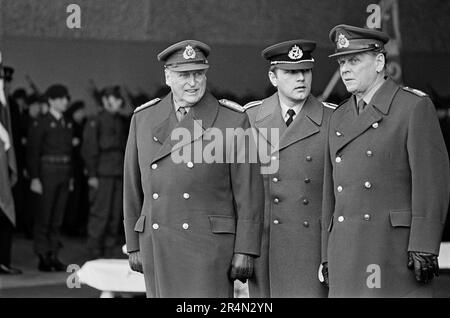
<box><xmin>123</xmin><ymin>92</ymin><xmax>264</xmax><ymax>297</ymax></box>
<box><xmin>322</xmin><ymin>79</ymin><xmax>450</xmax><ymax>297</ymax></box>
<box><xmin>247</xmin><ymin>93</ymin><xmax>334</xmax><ymax>297</ymax></box>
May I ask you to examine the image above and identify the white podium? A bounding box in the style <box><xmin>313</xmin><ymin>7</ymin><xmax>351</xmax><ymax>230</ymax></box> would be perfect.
<box><xmin>77</xmin><ymin>259</ymin><xmax>146</xmax><ymax>298</ymax></box>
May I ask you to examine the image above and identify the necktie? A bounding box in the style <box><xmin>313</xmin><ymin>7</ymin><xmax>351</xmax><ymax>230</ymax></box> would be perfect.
<box><xmin>286</xmin><ymin>109</ymin><xmax>296</xmax><ymax>127</ymax></box>
<box><xmin>357</xmin><ymin>99</ymin><xmax>367</xmax><ymax>115</ymax></box>
<box><xmin>178</xmin><ymin>106</ymin><xmax>187</xmax><ymax>121</ymax></box>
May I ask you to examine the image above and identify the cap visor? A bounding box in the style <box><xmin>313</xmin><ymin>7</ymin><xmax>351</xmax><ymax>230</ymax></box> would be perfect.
<box><xmin>167</xmin><ymin>63</ymin><xmax>209</xmax><ymax>72</ymax></box>
<box><xmin>274</xmin><ymin>61</ymin><xmax>314</xmax><ymax>70</ymax></box>
<box><xmin>328</xmin><ymin>48</ymin><xmax>375</xmax><ymax>58</ymax></box>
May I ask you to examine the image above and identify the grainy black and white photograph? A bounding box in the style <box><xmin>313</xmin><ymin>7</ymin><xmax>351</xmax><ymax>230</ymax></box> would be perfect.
<box><xmin>0</xmin><ymin>0</ymin><xmax>450</xmax><ymax>303</ymax></box>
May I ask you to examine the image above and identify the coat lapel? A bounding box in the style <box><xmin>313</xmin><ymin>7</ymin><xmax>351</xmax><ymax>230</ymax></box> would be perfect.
<box><xmin>254</xmin><ymin>93</ymin><xmax>286</xmax><ymax>153</ymax></box>
<box><xmin>278</xmin><ymin>95</ymin><xmax>323</xmax><ymax>152</ymax></box>
<box><xmin>151</xmin><ymin>92</ymin><xmax>218</xmax><ymax>164</ymax></box>
<box><xmin>332</xmin><ymin>78</ymin><xmax>400</xmax><ymax>156</ymax></box>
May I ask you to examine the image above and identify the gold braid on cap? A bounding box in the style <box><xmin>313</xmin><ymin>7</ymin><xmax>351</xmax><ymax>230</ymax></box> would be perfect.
<box><xmin>270</xmin><ymin>58</ymin><xmax>315</xmax><ymax>65</ymax></box>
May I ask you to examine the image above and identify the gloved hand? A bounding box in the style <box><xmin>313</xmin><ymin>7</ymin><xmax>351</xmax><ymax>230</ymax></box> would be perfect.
<box><xmin>321</xmin><ymin>262</ymin><xmax>329</xmax><ymax>288</ymax></box>
<box><xmin>128</xmin><ymin>251</ymin><xmax>143</xmax><ymax>273</ymax></box>
<box><xmin>229</xmin><ymin>253</ymin><xmax>254</xmax><ymax>283</ymax></box>
<box><xmin>407</xmin><ymin>251</ymin><xmax>439</xmax><ymax>284</ymax></box>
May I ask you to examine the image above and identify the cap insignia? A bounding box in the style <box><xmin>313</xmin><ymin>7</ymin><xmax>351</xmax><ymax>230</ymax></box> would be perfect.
<box><xmin>288</xmin><ymin>45</ymin><xmax>303</xmax><ymax>60</ymax></box>
<box><xmin>337</xmin><ymin>33</ymin><xmax>350</xmax><ymax>48</ymax></box>
<box><xmin>183</xmin><ymin>45</ymin><xmax>196</xmax><ymax>60</ymax></box>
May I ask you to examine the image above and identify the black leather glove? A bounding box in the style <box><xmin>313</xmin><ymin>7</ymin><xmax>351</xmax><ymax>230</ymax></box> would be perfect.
<box><xmin>128</xmin><ymin>251</ymin><xmax>143</xmax><ymax>273</ymax></box>
<box><xmin>321</xmin><ymin>262</ymin><xmax>329</xmax><ymax>288</ymax></box>
<box><xmin>229</xmin><ymin>253</ymin><xmax>254</xmax><ymax>283</ymax></box>
<box><xmin>407</xmin><ymin>251</ymin><xmax>439</xmax><ymax>284</ymax></box>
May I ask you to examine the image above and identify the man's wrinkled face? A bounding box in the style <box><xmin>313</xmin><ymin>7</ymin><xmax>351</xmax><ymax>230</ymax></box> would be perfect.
<box><xmin>165</xmin><ymin>69</ymin><xmax>207</xmax><ymax>107</ymax></box>
<box><xmin>337</xmin><ymin>52</ymin><xmax>382</xmax><ymax>96</ymax></box>
<box><xmin>269</xmin><ymin>68</ymin><xmax>312</xmax><ymax>105</ymax></box>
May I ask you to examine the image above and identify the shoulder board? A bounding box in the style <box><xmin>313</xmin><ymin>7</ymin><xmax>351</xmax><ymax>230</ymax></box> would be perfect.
<box><xmin>134</xmin><ymin>98</ymin><xmax>161</xmax><ymax>114</ymax></box>
<box><xmin>322</xmin><ymin>102</ymin><xmax>338</xmax><ymax>110</ymax></box>
<box><xmin>244</xmin><ymin>100</ymin><xmax>263</xmax><ymax>111</ymax></box>
<box><xmin>218</xmin><ymin>99</ymin><xmax>244</xmax><ymax>113</ymax></box>
<box><xmin>402</xmin><ymin>87</ymin><xmax>428</xmax><ymax>97</ymax></box>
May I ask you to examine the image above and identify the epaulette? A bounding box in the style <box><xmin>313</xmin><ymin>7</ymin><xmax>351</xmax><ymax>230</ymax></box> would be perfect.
<box><xmin>133</xmin><ymin>98</ymin><xmax>161</xmax><ymax>114</ymax></box>
<box><xmin>402</xmin><ymin>87</ymin><xmax>428</xmax><ymax>97</ymax></box>
<box><xmin>243</xmin><ymin>100</ymin><xmax>263</xmax><ymax>111</ymax></box>
<box><xmin>218</xmin><ymin>99</ymin><xmax>244</xmax><ymax>113</ymax></box>
<box><xmin>322</xmin><ymin>102</ymin><xmax>338</xmax><ymax>110</ymax></box>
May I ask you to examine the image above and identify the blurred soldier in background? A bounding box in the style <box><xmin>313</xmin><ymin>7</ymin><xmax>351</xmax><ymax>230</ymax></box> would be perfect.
<box><xmin>63</xmin><ymin>100</ymin><xmax>89</xmax><ymax>237</ymax></box>
<box><xmin>27</xmin><ymin>84</ymin><xmax>74</xmax><ymax>272</ymax></box>
<box><xmin>82</xmin><ymin>87</ymin><xmax>128</xmax><ymax>258</ymax></box>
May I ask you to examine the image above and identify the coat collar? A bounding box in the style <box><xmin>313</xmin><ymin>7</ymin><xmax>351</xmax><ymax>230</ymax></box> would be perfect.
<box><xmin>255</xmin><ymin>93</ymin><xmax>323</xmax><ymax>152</ymax></box>
<box><xmin>152</xmin><ymin>91</ymin><xmax>219</xmax><ymax>163</ymax></box>
<box><xmin>369</xmin><ymin>77</ymin><xmax>400</xmax><ymax>115</ymax></box>
<box><xmin>331</xmin><ymin>80</ymin><xmax>400</xmax><ymax>156</ymax></box>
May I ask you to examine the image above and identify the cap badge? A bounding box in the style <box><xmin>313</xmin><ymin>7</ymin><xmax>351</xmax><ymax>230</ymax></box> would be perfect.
<box><xmin>183</xmin><ymin>45</ymin><xmax>196</xmax><ymax>60</ymax></box>
<box><xmin>337</xmin><ymin>34</ymin><xmax>350</xmax><ymax>49</ymax></box>
<box><xmin>288</xmin><ymin>45</ymin><xmax>303</xmax><ymax>60</ymax></box>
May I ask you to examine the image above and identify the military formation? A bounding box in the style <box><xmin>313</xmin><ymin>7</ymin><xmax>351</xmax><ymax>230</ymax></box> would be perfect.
<box><xmin>0</xmin><ymin>22</ymin><xmax>448</xmax><ymax>298</ymax></box>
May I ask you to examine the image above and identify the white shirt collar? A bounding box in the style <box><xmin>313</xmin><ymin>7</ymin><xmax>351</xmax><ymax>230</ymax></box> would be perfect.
<box><xmin>279</xmin><ymin>99</ymin><xmax>303</xmax><ymax>122</ymax></box>
<box><xmin>49</xmin><ymin>107</ymin><xmax>63</xmax><ymax>120</ymax></box>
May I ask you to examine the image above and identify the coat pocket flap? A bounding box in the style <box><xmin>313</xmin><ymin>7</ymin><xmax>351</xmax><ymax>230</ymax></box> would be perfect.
<box><xmin>209</xmin><ymin>215</ymin><xmax>236</xmax><ymax>234</ymax></box>
<box><xmin>389</xmin><ymin>210</ymin><xmax>412</xmax><ymax>227</ymax></box>
<box><xmin>134</xmin><ymin>215</ymin><xmax>146</xmax><ymax>233</ymax></box>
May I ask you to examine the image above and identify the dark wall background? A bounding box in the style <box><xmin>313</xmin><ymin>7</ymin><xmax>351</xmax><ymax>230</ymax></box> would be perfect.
<box><xmin>0</xmin><ymin>0</ymin><xmax>449</xmax><ymax>107</ymax></box>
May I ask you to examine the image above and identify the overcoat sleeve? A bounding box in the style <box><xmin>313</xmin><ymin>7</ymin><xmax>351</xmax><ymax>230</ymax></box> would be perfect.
<box><xmin>229</xmin><ymin>114</ymin><xmax>264</xmax><ymax>256</ymax></box>
<box><xmin>123</xmin><ymin>114</ymin><xmax>144</xmax><ymax>253</ymax></box>
<box><xmin>321</xmin><ymin>117</ymin><xmax>335</xmax><ymax>264</ymax></box>
<box><xmin>407</xmin><ymin>97</ymin><xmax>450</xmax><ymax>255</ymax></box>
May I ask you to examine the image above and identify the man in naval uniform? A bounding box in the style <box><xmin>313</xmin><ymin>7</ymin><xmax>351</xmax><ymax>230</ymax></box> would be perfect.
<box><xmin>321</xmin><ymin>24</ymin><xmax>450</xmax><ymax>297</ymax></box>
<box><xmin>246</xmin><ymin>40</ymin><xmax>336</xmax><ymax>298</ymax></box>
<box><xmin>123</xmin><ymin>40</ymin><xmax>264</xmax><ymax>298</ymax></box>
